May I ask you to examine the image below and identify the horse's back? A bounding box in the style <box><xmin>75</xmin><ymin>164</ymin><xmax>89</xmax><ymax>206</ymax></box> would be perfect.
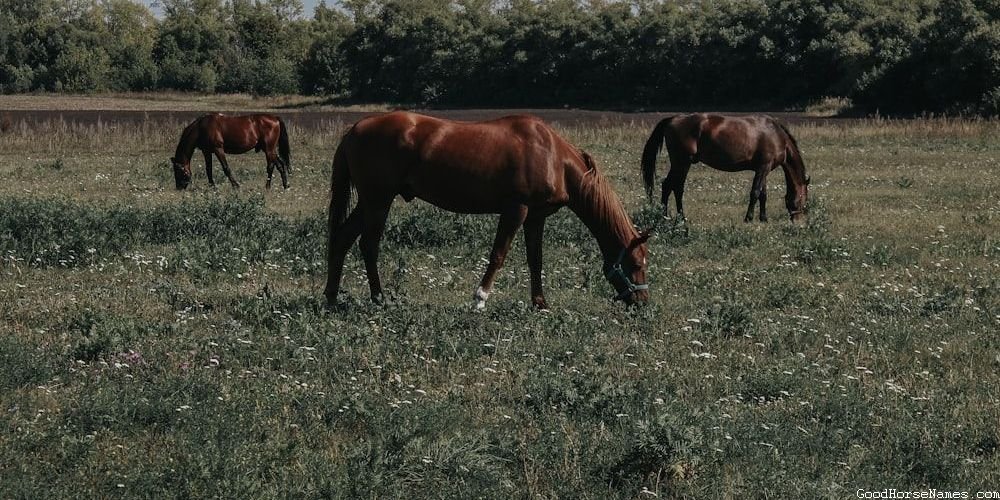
<box><xmin>193</xmin><ymin>113</ymin><xmax>279</xmax><ymax>153</ymax></box>
<box><xmin>348</xmin><ymin>112</ymin><xmax>558</xmax><ymax>166</ymax></box>
<box><xmin>344</xmin><ymin>111</ymin><xmax>570</xmax><ymax>213</ymax></box>
<box><xmin>669</xmin><ymin>113</ymin><xmax>787</xmax><ymax>168</ymax></box>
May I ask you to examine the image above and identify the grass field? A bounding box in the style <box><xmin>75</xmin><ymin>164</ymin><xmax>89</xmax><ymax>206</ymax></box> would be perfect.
<box><xmin>1</xmin><ymin>112</ymin><xmax>999</xmax><ymax>498</ymax></box>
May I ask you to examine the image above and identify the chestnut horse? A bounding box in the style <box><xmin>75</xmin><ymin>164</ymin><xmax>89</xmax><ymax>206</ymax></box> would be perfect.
<box><xmin>170</xmin><ymin>113</ymin><xmax>290</xmax><ymax>190</ymax></box>
<box><xmin>324</xmin><ymin>111</ymin><xmax>651</xmax><ymax>310</ymax></box>
<box><xmin>641</xmin><ymin>114</ymin><xmax>809</xmax><ymax>222</ymax></box>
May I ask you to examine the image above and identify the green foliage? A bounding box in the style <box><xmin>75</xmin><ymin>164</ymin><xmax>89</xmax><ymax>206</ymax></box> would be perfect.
<box><xmin>51</xmin><ymin>43</ymin><xmax>111</xmax><ymax>92</ymax></box>
<box><xmin>0</xmin><ymin>0</ymin><xmax>996</xmax><ymax>113</ymax></box>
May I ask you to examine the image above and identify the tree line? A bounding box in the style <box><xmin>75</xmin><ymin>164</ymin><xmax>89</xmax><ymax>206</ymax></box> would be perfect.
<box><xmin>1</xmin><ymin>0</ymin><xmax>997</xmax><ymax>114</ymax></box>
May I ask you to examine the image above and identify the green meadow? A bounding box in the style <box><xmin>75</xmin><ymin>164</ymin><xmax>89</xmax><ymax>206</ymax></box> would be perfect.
<box><xmin>1</xmin><ymin>114</ymin><xmax>998</xmax><ymax>498</ymax></box>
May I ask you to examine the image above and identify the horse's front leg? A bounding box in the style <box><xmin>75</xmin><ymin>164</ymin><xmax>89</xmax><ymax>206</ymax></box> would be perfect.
<box><xmin>214</xmin><ymin>151</ymin><xmax>240</xmax><ymax>188</ymax></box>
<box><xmin>203</xmin><ymin>150</ymin><xmax>215</xmax><ymax>187</ymax></box>
<box><xmin>745</xmin><ymin>170</ymin><xmax>764</xmax><ymax>223</ymax></box>
<box><xmin>758</xmin><ymin>171</ymin><xmax>769</xmax><ymax>222</ymax></box>
<box><xmin>474</xmin><ymin>205</ymin><xmax>528</xmax><ymax>310</ymax></box>
<box><xmin>524</xmin><ymin>214</ymin><xmax>548</xmax><ymax>310</ymax></box>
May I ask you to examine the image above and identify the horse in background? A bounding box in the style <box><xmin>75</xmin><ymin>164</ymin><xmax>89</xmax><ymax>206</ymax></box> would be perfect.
<box><xmin>170</xmin><ymin>113</ymin><xmax>290</xmax><ymax>190</ymax></box>
<box><xmin>325</xmin><ymin>111</ymin><xmax>651</xmax><ymax>310</ymax></box>
<box><xmin>641</xmin><ymin>114</ymin><xmax>809</xmax><ymax>222</ymax></box>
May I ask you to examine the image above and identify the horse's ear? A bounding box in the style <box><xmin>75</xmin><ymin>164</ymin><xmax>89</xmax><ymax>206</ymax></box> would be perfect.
<box><xmin>581</xmin><ymin>151</ymin><xmax>597</xmax><ymax>172</ymax></box>
<box><xmin>169</xmin><ymin>156</ymin><xmax>177</xmax><ymax>164</ymax></box>
<box><xmin>632</xmin><ymin>228</ymin><xmax>653</xmax><ymax>248</ymax></box>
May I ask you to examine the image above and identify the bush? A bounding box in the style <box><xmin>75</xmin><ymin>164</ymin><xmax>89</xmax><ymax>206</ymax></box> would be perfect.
<box><xmin>50</xmin><ymin>44</ymin><xmax>111</xmax><ymax>92</ymax></box>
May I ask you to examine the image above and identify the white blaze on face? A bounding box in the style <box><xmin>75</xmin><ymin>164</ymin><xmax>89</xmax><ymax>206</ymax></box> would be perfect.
<box><xmin>473</xmin><ymin>286</ymin><xmax>490</xmax><ymax>310</ymax></box>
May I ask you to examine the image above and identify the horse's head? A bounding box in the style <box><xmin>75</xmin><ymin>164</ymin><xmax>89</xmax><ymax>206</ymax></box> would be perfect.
<box><xmin>787</xmin><ymin>174</ymin><xmax>809</xmax><ymax>223</ymax></box>
<box><xmin>605</xmin><ymin>230</ymin><xmax>652</xmax><ymax>306</ymax></box>
<box><xmin>171</xmin><ymin>157</ymin><xmax>191</xmax><ymax>190</ymax></box>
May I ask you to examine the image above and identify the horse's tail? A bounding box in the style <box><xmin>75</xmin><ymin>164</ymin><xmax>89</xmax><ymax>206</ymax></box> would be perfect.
<box><xmin>277</xmin><ymin>118</ymin><xmax>291</xmax><ymax>172</ymax></box>
<box><xmin>776</xmin><ymin>120</ymin><xmax>808</xmax><ymax>184</ymax></box>
<box><xmin>641</xmin><ymin>116</ymin><xmax>674</xmax><ymax>199</ymax></box>
<box><xmin>329</xmin><ymin>128</ymin><xmax>354</xmax><ymax>231</ymax></box>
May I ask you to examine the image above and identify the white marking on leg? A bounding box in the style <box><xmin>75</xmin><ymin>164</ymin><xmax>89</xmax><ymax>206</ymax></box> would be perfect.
<box><xmin>473</xmin><ymin>286</ymin><xmax>490</xmax><ymax>311</ymax></box>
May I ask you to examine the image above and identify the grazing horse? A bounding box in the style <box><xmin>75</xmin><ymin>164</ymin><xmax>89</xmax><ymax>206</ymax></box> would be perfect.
<box><xmin>324</xmin><ymin>111</ymin><xmax>651</xmax><ymax>310</ymax></box>
<box><xmin>641</xmin><ymin>114</ymin><xmax>809</xmax><ymax>222</ymax></box>
<box><xmin>170</xmin><ymin>113</ymin><xmax>290</xmax><ymax>190</ymax></box>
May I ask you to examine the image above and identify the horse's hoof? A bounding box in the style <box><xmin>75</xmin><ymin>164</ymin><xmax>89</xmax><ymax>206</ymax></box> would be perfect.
<box><xmin>532</xmin><ymin>297</ymin><xmax>549</xmax><ymax>310</ymax></box>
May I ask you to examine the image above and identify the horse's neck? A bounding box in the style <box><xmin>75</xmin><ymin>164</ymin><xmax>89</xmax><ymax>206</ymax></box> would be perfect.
<box><xmin>174</xmin><ymin>125</ymin><xmax>198</xmax><ymax>162</ymax></box>
<box><xmin>567</xmin><ymin>173</ymin><xmax>634</xmax><ymax>263</ymax></box>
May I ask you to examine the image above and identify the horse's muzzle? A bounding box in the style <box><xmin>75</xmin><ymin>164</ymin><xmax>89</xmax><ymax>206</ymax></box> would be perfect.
<box><xmin>624</xmin><ymin>289</ymin><xmax>650</xmax><ymax>306</ymax></box>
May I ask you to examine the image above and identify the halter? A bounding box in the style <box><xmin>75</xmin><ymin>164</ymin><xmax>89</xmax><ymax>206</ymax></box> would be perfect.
<box><xmin>605</xmin><ymin>246</ymin><xmax>649</xmax><ymax>301</ymax></box>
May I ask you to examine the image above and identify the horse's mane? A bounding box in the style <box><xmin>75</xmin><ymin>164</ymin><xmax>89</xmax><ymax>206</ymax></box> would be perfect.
<box><xmin>576</xmin><ymin>152</ymin><xmax>636</xmax><ymax>251</ymax></box>
<box><xmin>174</xmin><ymin>117</ymin><xmax>203</xmax><ymax>161</ymax></box>
<box><xmin>774</xmin><ymin>119</ymin><xmax>800</xmax><ymax>152</ymax></box>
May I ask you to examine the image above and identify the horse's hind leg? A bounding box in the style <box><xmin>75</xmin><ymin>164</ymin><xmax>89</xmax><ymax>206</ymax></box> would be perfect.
<box><xmin>669</xmin><ymin>155</ymin><xmax>691</xmax><ymax>219</ymax></box>
<box><xmin>324</xmin><ymin>208</ymin><xmax>363</xmax><ymax>307</ymax></box>
<box><xmin>214</xmin><ymin>151</ymin><xmax>240</xmax><ymax>188</ymax></box>
<box><xmin>264</xmin><ymin>150</ymin><xmax>288</xmax><ymax>190</ymax></box>
<box><xmin>276</xmin><ymin>158</ymin><xmax>289</xmax><ymax>189</ymax></box>
<box><xmin>359</xmin><ymin>198</ymin><xmax>393</xmax><ymax>304</ymax></box>
<box><xmin>662</xmin><ymin>154</ymin><xmax>691</xmax><ymax>219</ymax></box>
<box><xmin>265</xmin><ymin>156</ymin><xmax>275</xmax><ymax>190</ymax></box>
<box><xmin>474</xmin><ymin>204</ymin><xmax>529</xmax><ymax>310</ymax></box>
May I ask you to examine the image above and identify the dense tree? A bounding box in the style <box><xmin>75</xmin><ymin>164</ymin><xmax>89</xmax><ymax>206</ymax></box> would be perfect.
<box><xmin>153</xmin><ymin>0</ymin><xmax>230</xmax><ymax>92</ymax></box>
<box><xmin>101</xmin><ymin>0</ymin><xmax>160</xmax><ymax>90</ymax></box>
<box><xmin>0</xmin><ymin>0</ymin><xmax>995</xmax><ymax>114</ymax></box>
<box><xmin>300</xmin><ymin>1</ymin><xmax>354</xmax><ymax>94</ymax></box>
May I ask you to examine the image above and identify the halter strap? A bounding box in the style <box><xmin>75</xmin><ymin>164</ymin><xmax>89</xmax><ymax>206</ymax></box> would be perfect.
<box><xmin>605</xmin><ymin>247</ymin><xmax>649</xmax><ymax>301</ymax></box>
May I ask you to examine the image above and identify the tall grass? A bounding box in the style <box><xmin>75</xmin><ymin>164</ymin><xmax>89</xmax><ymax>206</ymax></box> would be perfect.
<box><xmin>1</xmin><ymin>114</ymin><xmax>999</xmax><ymax>498</ymax></box>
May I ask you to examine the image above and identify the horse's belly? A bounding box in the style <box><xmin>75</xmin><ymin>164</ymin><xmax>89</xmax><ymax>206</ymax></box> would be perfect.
<box><xmin>224</xmin><ymin>145</ymin><xmax>255</xmax><ymax>154</ymax></box>
<box><xmin>410</xmin><ymin>182</ymin><xmax>508</xmax><ymax>214</ymax></box>
<box><xmin>698</xmin><ymin>148</ymin><xmax>755</xmax><ymax>171</ymax></box>
<box><xmin>405</xmin><ymin>165</ymin><xmax>517</xmax><ymax>214</ymax></box>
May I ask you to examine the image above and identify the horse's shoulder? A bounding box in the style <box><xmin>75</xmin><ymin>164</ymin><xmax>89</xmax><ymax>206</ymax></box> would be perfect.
<box><xmin>500</xmin><ymin>114</ymin><xmax>543</xmax><ymax>122</ymax></box>
<box><xmin>368</xmin><ymin>110</ymin><xmax>424</xmax><ymax>129</ymax></box>
<box><xmin>197</xmin><ymin>113</ymin><xmax>225</xmax><ymax>125</ymax></box>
